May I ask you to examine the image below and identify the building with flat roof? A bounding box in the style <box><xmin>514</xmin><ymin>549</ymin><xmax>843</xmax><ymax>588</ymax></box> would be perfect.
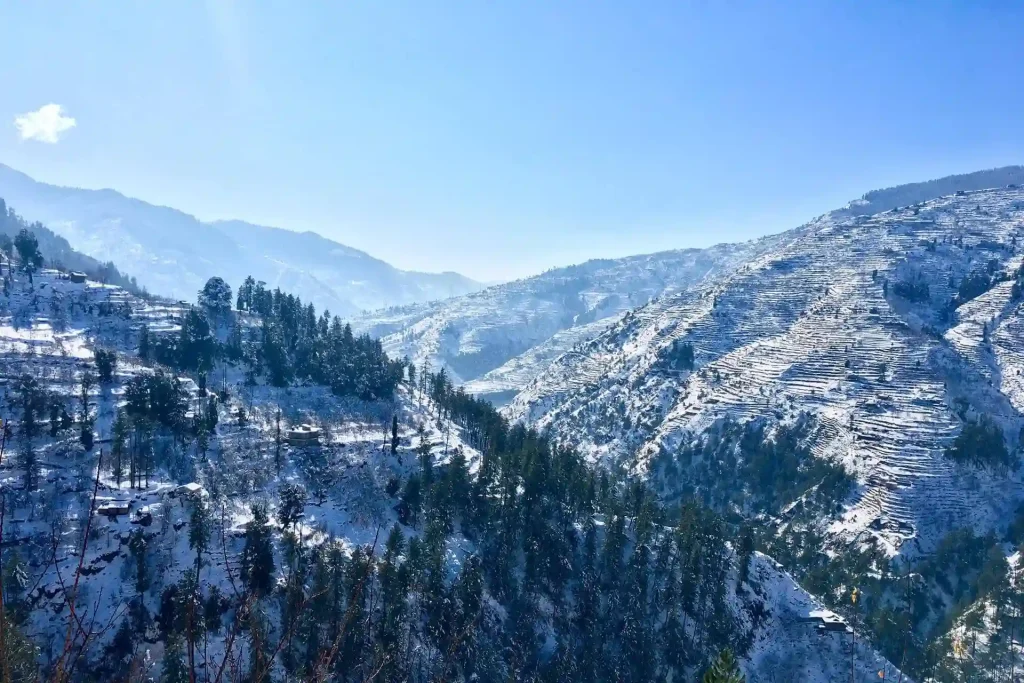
<box><xmin>287</xmin><ymin>424</ymin><xmax>321</xmax><ymax>446</ymax></box>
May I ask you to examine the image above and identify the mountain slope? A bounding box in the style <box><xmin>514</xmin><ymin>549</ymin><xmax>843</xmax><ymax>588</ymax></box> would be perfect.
<box><xmin>0</xmin><ymin>196</ymin><xmax>146</xmax><ymax>295</ymax></box>
<box><xmin>360</xmin><ymin>166</ymin><xmax>1024</xmax><ymax>407</ymax></box>
<box><xmin>0</xmin><ymin>163</ymin><xmax>482</xmax><ymax>314</ymax></box>
<box><xmin>0</xmin><ymin>266</ymin><xmax>909</xmax><ymax>682</ymax></box>
<box><xmin>508</xmin><ymin>184</ymin><xmax>1024</xmax><ymax>554</ymax></box>
<box><xmin>355</xmin><ymin>241</ymin><xmax>772</xmax><ymax>403</ymax></box>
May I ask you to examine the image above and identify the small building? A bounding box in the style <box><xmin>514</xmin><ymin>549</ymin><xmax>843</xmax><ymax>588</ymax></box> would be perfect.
<box><xmin>97</xmin><ymin>501</ymin><xmax>132</xmax><ymax>518</ymax></box>
<box><xmin>170</xmin><ymin>482</ymin><xmax>206</xmax><ymax>500</ymax></box>
<box><xmin>287</xmin><ymin>424</ymin><xmax>321</xmax><ymax>446</ymax></box>
<box><xmin>69</xmin><ymin>272</ymin><xmax>87</xmax><ymax>284</ymax></box>
<box><xmin>797</xmin><ymin>609</ymin><xmax>851</xmax><ymax>634</ymax></box>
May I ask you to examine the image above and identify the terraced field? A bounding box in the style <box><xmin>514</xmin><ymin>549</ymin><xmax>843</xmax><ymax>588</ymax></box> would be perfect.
<box><xmin>508</xmin><ymin>187</ymin><xmax>1024</xmax><ymax>553</ymax></box>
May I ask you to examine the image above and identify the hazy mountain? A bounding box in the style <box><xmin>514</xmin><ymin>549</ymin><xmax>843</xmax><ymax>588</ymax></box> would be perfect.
<box><xmin>0</xmin><ymin>195</ymin><xmax>146</xmax><ymax>295</ymax></box>
<box><xmin>0</xmin><ymin>163</ymin><xmax>483</xmax><ymax>314</ymax></box>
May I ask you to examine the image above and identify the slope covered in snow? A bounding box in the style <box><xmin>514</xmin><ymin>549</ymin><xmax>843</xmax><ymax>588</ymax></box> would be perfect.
<box><xmin>0</xmin><ymin>265</ymin><xmax>911</xmax><ymax>681</ymax></box>
<box><xmin>0</xmin><ymin>163</ymin><xmax>482</xmax><ymax>316</ymax></box>
<box><xmin>355</xmin><ymin>241</ymin><xmax>771</xmax><ymax>404</ymax></box>
<box><xmin>359</xmin><ymin>166</ymin><xmax>1024</xmax><ymax>410</ymax></box>
<box><xmin>509</xmin><ymin>185</ymin><xmax>1024</xmax><ymax>555</ymax></box>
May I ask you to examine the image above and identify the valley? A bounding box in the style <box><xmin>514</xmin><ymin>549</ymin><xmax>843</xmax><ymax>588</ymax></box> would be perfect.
<box><xmin>2</xmin><ymin>168</ymin><xmax>1024</xmax><ymax>681</ymax></box>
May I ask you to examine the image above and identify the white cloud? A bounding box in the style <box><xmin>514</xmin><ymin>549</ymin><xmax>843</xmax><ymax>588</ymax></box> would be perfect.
<box><xmin>14</xmin><ymin>104</ymin><xmax>77</xmax><ymax>143</ymax></box>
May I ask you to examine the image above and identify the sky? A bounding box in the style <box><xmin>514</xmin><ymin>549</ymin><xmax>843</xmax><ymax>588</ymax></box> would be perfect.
<box><xmin>2</xmin><ymin>2</ymin><xmax>1024</xmax><ymax>282</ymax></box>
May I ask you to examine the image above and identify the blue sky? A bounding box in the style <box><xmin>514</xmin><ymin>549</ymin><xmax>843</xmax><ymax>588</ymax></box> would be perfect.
<box><xmin>2</xmin><ymin>1</ymin><xmax>1023</xmax><ymax>281</ymax></box>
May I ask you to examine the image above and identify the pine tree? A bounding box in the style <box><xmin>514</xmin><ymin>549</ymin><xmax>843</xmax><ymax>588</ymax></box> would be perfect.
<box><xmin>390</xmin><ymin>414</ymin><xmax>399</xmax><ymax>455</ymax></box>
<box><xmin>16</xmin><ymin>375</ymin><xmax>41</xmax><ymax>491</ymax></box>
<box><xmin>241</xmin><ymin>502</ymin><xmax>275</xmax><ymax>597</ymax></box>
<box><xmin>278</xmin><ymin>483</ymin><xmax>307</xmax><ymax>530</ymax></box>
<box><xmin>160</xmin><ymin>634</ymin><xmax>189</xmax><ymax>683</ymax></box>
<box><xmin>95</xmin><ymin>349</ymin><xmax>117</xmax><ymax>383</ymax></box>
<box><xmin>274</xmin><ymin>409</ymin><xmax>283</xmax><ymax>473</ymax></box>
<box><xmin>128</xmin><ymin>528</ymin><xmax>150</xmax><ymax>594</ymax></box>
<box><xmin>14</xmin><ymin>228</ymin><xmax>42</xmax><ymax>276</ymax></box>
<box><xmin>376</xmin><ymin>524</ymin><xmax>409</xmax><ymax>680</ymax></box>
<box><xmin>138</xmin><ymin>324</ymin><xmax>150</xmax><ymax>360</ymax></box>
<box><xmin>188</xmin><ymin>501</ymin><xmax>211</xmax><ymax>564</ymax></box>
<box><xmin>198</xmin><ymin>276</ymin><xmax>232</xmax><ymax>319</ymax></box>
<box><xmin>702</xmin><ymin>648</ymin><xmax>744</xmax><ymax>683</ymax></box>
<box><xmin>48</xmin><ymin>400</ymin><xmax>60</xmax><ymax>438</ymax></box>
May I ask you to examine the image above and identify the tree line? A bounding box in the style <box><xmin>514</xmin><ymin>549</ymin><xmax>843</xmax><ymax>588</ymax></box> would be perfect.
<box><xmin>105</xmin><ymin>363</ymin><xmax>749</xmax><ymax>682</ymax></box>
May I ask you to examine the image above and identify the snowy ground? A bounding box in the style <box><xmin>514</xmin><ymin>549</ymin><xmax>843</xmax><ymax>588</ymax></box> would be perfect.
<box><xmin>0</xmin><ymin>267</ymin><xmax>912</xmax><ymax>679</ymax></box>
<box><xmin>508</xmin><ymin>186</ymin><xmax>1024</xmax><ymax>557</ymax></box>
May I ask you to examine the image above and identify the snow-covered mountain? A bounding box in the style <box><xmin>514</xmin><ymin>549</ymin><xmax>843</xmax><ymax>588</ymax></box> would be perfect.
<box><xmin>360</xmin><ymin>167</ymin><xmax>1024</xmax><ymax>409</ymax></box>
<box><xmin>0</xmin><ymin>163</ymin><xmax>482</xmax><ymax>315</ymax></box>
<box><xmin>355</xmin><ymin>242</ymin><xmax>773</xmax><ymax>404</ymax></box>
<box><xmin>0</xmin><ymin>266</ymin><xmax>908</xmax><ymax>681</ymax></box>
<box><xmin>508</xmin><ymin>179</ymin><xmax>1024</xmax><ymax>555</ymax></box>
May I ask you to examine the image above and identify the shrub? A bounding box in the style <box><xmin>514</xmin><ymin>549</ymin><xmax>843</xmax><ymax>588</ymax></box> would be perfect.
<box><xmin>945</xmin><ymin>416</ymin><xmax>1012</xmax><ymax>470</ymax></box>
<box><xmin>891</xmin><ymin>280</ymin><xmax>930</xmax><ymax>303</ymax></box>
<box><xmin>94</xmin><ymin>349</ymin><xmax>117</xmax><ymax>383</ymax></box>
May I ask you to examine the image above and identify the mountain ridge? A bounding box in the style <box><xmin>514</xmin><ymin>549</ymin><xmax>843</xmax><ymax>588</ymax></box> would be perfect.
<box><xmin>508</xmin><ymin>184</ymin><xmax>1024</xmax><ymax>555</ymax></box>
<box><xmin>0</xmin><ymin>162</ymin><xmax>483</xmax><ymax>314</ymax></box>
<box><xmin>358</xmin><ymin>166</ymin><xmax>1024</xmax><ymax>411</ymax></box>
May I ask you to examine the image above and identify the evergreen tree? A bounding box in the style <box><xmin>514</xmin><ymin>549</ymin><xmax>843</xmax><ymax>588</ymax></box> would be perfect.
<box><xmin>702</xmin><ymin>649</ymin><xmax>744</xmax><ymax>683</ymax></box>
<box><xmin>198</xmin><ymin>276</ymin><xmax>232</xmax><ymax>319</ymax></box>
<box><xmin>13</xmin><ymin>228</ymin><xmax>42</xmax><ymax>276</ymax></box>
<box><xmin>128</xmin><ymin>528</ymin><xmax>150</xmax><ymax>594</ymax></box>
<box><xmin>236</xmin><ymin>275</ymin><xmax>255</xmax><ymax>311</ymax></box>
<box><xmin>48</xmin><ymin>400</ymin><xmax>60</xmax><ymax>438</ymax></box>
<box><xmin>178</xmin><ymin>307</ymin><xmax>216</xmax><ymax>372</ymax></box>
<box><xmin>160</xmin><ymin>634</ymin><xmax>189</xmax><ymax>683</ymax></box>
<box><xmin>240</xmin><ymin>502</ymin><xmax>275</xmax><ymax>597</ymax></box>
<box><xmin>94</xmin><ymin>349</ymin><xmax>117</xmax><ymax>383</ymax></box>
<box><xmin>278</xmin><ymin>483</ymin><xmax>307</xmax><ymax>530</ymax></box>
<box><xmin>390</xmin><ymin>414</ymin><xmax>399</xmax><ymax>455</ymax></box>
<box><xmin>15</xmin><ymin>375</ymin><xmax>42</xmax><ymax>490</ymax></box>
<box><xmin>138</xmin><ymin>324</ymin><xmax>150</xmax><ymax>360</ymax></box>
<box><xmin>188</xmin><ymin>501</ymin><xmax>211</xmax><ymax>564</ymax></box>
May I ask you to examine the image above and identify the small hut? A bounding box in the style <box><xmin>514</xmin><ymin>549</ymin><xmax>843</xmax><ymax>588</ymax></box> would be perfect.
<box><xmin>287</xmin><ymin>424</ymin><xmax>321</xmax><ymax>447</ymax></box>
<box><xmin>97</xmin><ymin>501</ymin><xmax>132</xmax><ymax>518</ymax></box>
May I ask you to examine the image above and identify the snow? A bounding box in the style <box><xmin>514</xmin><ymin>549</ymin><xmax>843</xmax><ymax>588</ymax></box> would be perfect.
<box><xmin>741</xmin><ymin>553</ymin><xmax>911</xmax><ymax>681</ymax></box>
<box><xmin>507</xmin><ymin>186</ymin><xmax>1024</xmax><ymax>556</ymax></box>
<box><xmin>0</xmin><ymin>266</ymin><xmax>911</xmax><ymax>679</ymax></box>
<box><xmin>354</xmin><ymin>241</ymin><xmax>770</xmax><ymax>400</ymax></box>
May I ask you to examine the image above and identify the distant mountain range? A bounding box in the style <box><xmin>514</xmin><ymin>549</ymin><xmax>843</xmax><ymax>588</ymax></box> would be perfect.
<box><xmin>0</xmin><ymin>163</ymin><xmax>483</xmax><ymax>314</ymax></box>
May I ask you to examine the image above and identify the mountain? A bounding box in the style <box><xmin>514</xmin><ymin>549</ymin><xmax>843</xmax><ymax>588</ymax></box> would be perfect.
<box><xmin>0</xmin><ymin>196</ymin><xmax>146</xmax><ymax>295</ymax></box>
<box><xmin>0</xmin><ymin>264</ymin><xmax>908</xmax><ymax>682</ymax></box>
<box><xmin>0</xmin><ymin>163</ymin><xmax>482</xmax><ymax>314</ymax></box>
<box><xmin>359</xmin><ymin>166</ymin><xmax>1024</xmax><ymax>407</ymax></box>
<box><xmin>508</xmin><ymin>175</ymin><xmax>1024</xmax><ymax>550</ymax></box>
<box><xmin>354</xmin><ymin>166</ymin><xmax>1024</xmax><ymax>679</ymax></box>
<box><xmin>505</xmin><ymin>178</ymin><xmax>1024</xmax><ymax>679</ymax></box>
<box><xmin>354</xmin><ymin>241</ymin><xmax>772</xmax><ymax>404</ymax></box>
